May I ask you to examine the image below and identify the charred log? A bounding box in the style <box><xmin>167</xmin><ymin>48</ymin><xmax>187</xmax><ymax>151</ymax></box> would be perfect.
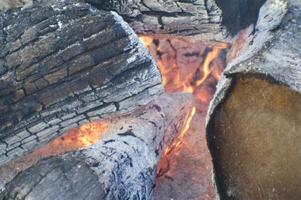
<box><xmin>1</xmin><ymin>0</ymin><xmax>224</xmax><ymax>38</ymax></box>
<box><xmin>69</xmin><ymin>0</ymin><xmax>224</xmax><ymax>39</ymax></box>
<box><xmin>1</xmin><ymin>0</ymin><xmax>270</xmax><ymax>40</ymax></box>
<box><xmin>206</xmin><ymin>0</ymin><xmax>301</xmax><ymax>199</ymax></box>
<box><xmin>0</xmin><ymin>1</ymin><xmax>162</xmax><ymax>166</ymax></box>
<box><xmin>0</xmin><ymin>93</ymin><xmax>193</xmax><ymax>200</ymax></box>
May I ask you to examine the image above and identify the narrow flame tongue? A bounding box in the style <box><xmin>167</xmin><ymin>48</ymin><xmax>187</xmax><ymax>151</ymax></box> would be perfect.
<box><xmin>140</xmin><ymin>36</ymin><xmax>228</xmax><ymax>103</ymax></box>
<box><xmin>139</xmin><ymin>36</ymin><xmax>229</xmax><ymax>194</ymax></box>
<box><xmin>164</xmin><ymin>106</ymin><xmax>196</xmax><ymax>156</ymax></box>
<box><xmin>139</xmin><ymin>35</ymin><xmax>228</xmax><ymax>153</ymax></box>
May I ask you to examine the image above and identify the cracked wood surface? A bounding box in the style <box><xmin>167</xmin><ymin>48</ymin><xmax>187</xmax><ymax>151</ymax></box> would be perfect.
<box><xmin>0</xmin><ymin>1</ymin><xmax>162</xmax><ymax>166</ymax></box>
<box><xmin>86</xmin><ymin>0</ymin><xmax>224</xmax><ymax>39</ymax></box>
<box><xmin>206</xmin><ymin>0</ymin><xmax>301</xmax><ymax>199</ymax></box>
<box><xmin>0</xmin><ymin>93</ymin><xmax>193</xmax><ymax>200</ymax></box>
<box><xmin>1</xmin><ymin>0</ymin><xmax>225</xmax><ymax>40</ymax></box>
<box><xmin>1</xmin><ymin>0</ymin><xmax>270</xmax><ymax>40</ymax></box>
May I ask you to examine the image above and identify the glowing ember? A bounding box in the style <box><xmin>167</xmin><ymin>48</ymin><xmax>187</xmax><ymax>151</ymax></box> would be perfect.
<box><xmin>41</xmin><ymin>121</ymin><xmax>108</xmax><ymax>155</ymax></box>
<box><xmin>2</xmin><ymin>34</ymin><xmax>229</xmax><ymax>200</ymax></box>
<box><xmin>140</xmin><ymin>36</ymin><xmax>228</xmax><ymax>103</ymax></box>
<box><xmin>139</xmin><ymin>35</ymin><xmax>228</xmax><ymax>150</ymax></box>
<box><xmin>6</xmin><ymin>122</ymin><xmax>108</xmax><ymax>174</ymax></box>
<box><xmin>140</xmin><ymin>35</ymin><xmax>229</xmax><ymax>199</ymax></box>
<box><xmin>164</xmin><ymin>106</ymin><xmax>196</xmax><ymax>156</ymax></box>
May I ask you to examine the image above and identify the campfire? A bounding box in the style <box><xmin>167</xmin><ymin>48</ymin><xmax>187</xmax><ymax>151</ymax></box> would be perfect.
<box><xmin>0</xmin><ymin>34</ymin><xmax>228</xmax><ymax>199</ymax></box>
<box><xmin>0</xmin><ymin>0</ymin><xmax>300</xmax><ymax>200</ymax></box>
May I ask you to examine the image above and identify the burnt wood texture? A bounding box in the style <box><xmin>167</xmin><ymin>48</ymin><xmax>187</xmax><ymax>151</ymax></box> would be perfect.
<box><xmin>206</xmin><ymin>0</ymin><xmax>301</xmax><ymax>199</ymax></box>
<box><xmin>1</xmin><ymin>0</ymin><xmax>269</xmax><ymax>39</ymax></box>
<box><xmin>0</xmin><ymin>0</ymin><xmax>162</xmax><ymax>166</ymax></box>
<box><xmin>0</xmin><ymin>94</ymin><xmax>192</xmax><ymax>200</ymax></box>
<box><xmin>75</xmin><ymin>0</ymin><xmax>225</xmax><ymax>39</ymax></box>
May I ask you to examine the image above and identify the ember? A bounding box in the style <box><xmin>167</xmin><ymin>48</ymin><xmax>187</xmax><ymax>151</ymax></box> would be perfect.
<box><xmin>0</xmin><ymin>122</ymin><xmax>108</xmax><ymax>176</ymax></box>
<box><xmin>0</xmin><ymin>0</ymin><xmax>295</xmax><ymax>199</ymax></box>
<box><xmin>140</xmin><ymin>35</ymin><xmax>229</xmax><ymax>199</ymax></box>
<box><xmin>140</xmin><ymin>36</ymin><xmax>229</xmax><ymax>103</ymax></box>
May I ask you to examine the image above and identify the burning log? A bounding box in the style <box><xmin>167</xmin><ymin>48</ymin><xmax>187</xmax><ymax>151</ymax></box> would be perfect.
<box><xmin>0</xmin><ymin>0</ymin><xmax>162</xmax><ymax>166</ymax></box>
<box><xmin>206</xmin><ymin>0</ymin><xmax>301</xmax><ymax>199</ymax></box>
<box><xmin>0</xmin><ymin>93</ymin><xmax>193</xmax><ymax>199</ymax></box>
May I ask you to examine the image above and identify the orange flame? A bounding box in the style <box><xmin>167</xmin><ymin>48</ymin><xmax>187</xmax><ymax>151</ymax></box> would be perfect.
<box><xmin>139</xmin><ymin>36</ymin><xmax>228</xmax><ymax>103</ymax></box>
<box><xmin>195</xmin><ymin>43</ymin><xmax>228</xmax><ymax>88</ymax></box>
<box><xmin>164</xmin><ymin>106</ymin><xmax>196</xmax><ymax>156</ymax></box>
<box><xmin>139</xmin><ymin>36</ymin><xmax>228</xmax><ymax>151</ymax></box>
<box><xmin>140</xmin><ymin>35</ymin><xmax>230</xmax><ymax>200</ymax></box>
<box><xmin>9</xmin><ymin>121</ymin><xmax>108</xmax><ymax>173</ymax></box>
<box><xmin>47</xmin><ymin>121</ymin><xmax>108</xmax><ymax>154</ymax></box>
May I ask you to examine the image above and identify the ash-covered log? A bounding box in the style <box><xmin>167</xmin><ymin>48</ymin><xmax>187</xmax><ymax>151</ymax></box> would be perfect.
<box><xmin>0</xmin><ymin>93</ymin><xmax>193</xmax><ymax>199</ymax></box>
<box><xmin>0</xmin><ymin>0</ymin><xmax>162</xmax><ymax>166</ymax></box>
<box><xmin>206</xmin><ymin>0</ymin><xmax>301</xmax><ymax>199</ymax></box>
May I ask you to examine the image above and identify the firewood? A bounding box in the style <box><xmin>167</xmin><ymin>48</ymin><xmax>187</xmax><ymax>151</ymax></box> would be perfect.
<box><xmin>85</xmin><ymin>0</ymin><xmax>223</xmax><ymax>39</ymax></box>
<box><xmin>0</xmin><ymin>0</ymin><xmax>162</xmax><ymax>166</ymax></box>
<box><xmin>206</xmin><ymin>0</ymin><xmax>301</xmax><ymax>199</ymax></box>
<box><xmin>0</xmin><ymin>93</ymin><xmax>193</xmax><ymax>199</ymax></box>
<box><xmin>1</xmin><ymin>0</ymin><xmax>269</xmax><ymax>40</ymax></box>
<box><xmin>1</xmin><ymin>0</ymin><xmax>225</xmax><ymax>39</ymax></box>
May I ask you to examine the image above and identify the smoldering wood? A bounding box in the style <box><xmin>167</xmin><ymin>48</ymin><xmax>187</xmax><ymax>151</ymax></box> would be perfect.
<box><xmin>206</xmin><ymin>0</ymin><xmax>301</xmax><ymax>199</ymax></box>
<box><xmin>0</xmin><ymin>93</ymin><xmax>193</xmax><ymax>200</ymax></box>
<box><xmin>0</xmin><ymin>1</ymin><xmax>163</xmax><ymax>166</ymax></box>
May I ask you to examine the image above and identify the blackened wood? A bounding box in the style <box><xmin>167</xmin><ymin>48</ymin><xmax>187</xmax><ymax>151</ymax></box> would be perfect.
<box><xmin>0</xmin><ymin>93</ymin><xmax>192</xmax><ymax>200</ymax></box>
<box><xmin>0</xmin><ymin>1</ymin><xmax>162</xmax><ymax>166</ymax></box>
<box><xmin>85</xmin><ymin>0</ymin><xmax>224</xmax><ymax>39</ymax></box>
<box><xmin>206</xmin><ymin>0</ymin><xmax>301</xmax><ymax>199</ymax></box>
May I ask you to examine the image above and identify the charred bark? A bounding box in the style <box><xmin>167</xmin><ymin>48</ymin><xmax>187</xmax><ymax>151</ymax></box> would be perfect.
<box><xmin>0</xmin><ymin>93</ymin><xmax>192</xmax><ymax>200</ymax></box>
<box><xmin>63</xmin><ymin>0</ymin><xmax>225</xmax><ymax>39</ymax></box>
<box><xmin>1</xmin><ymin>0</ymin><xmax>270</xmax><ymax>39</ymax></box>
<box><xmin>0</xmin><ymin>1</ymin><xmax>162</xmax><ymax>166</ymax></box>
<box><xmin>206</xmin><ymin>0</ymin><xmax>301</xmax><ymax>199</ymax></box>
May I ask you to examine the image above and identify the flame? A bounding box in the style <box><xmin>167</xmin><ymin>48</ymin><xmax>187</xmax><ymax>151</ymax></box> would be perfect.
<box><xmin>139</xmin><ymin>35</ymin><xmax>228</xmax><ymax>153</ymax></box>
<box><xmin>8</xmin><ymin>121</ymin><xmax>108</xmax><ymax>173</ymax></box>
<box><xmin>140</xmin><ymin>36</ymin><xmax>228</xmax><ymax>199</ymax></box>
<box><xmin>195</xmin><ymin>43</ymin><xmax>228</xmax><ymax>88</ymax></box>
<box><xmin>164</xmin><ymin>106</ymin><xmax>196</xmax><ymax>156</ymax></box>
<box><xmin>48</xmin><ymin>121</ymin><xmax>108</xmax><ymax>153</ymax></box>
<box><xmin>139</xmin><ymin>36</ymin><xmax>154</xmax><ymax>47</ymax></box>
<box><xmin>139</xmin><ymin>36</ymin><xmax>228</xmax><ymax>103</ymax></box>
